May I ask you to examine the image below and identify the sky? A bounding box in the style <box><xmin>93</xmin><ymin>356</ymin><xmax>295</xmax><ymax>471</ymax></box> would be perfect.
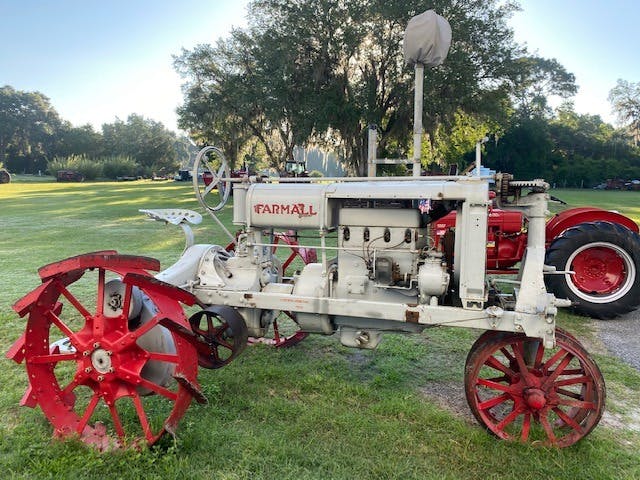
<box><xmin>1</xmin><ymin>0</ymin><xmax>639</xmax><ymax>132</ymax></box>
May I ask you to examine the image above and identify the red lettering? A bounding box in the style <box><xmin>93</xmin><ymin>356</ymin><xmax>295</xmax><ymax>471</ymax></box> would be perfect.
<box><xmin>253</xmin><ymin>203</ymin><xmax>319</xmax><ymax>216</ymax></box>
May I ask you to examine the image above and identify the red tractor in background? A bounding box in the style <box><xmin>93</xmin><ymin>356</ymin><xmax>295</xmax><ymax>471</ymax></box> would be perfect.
<box><xmin>433</xmin><ymin>195</ymin><xmax>640</xmax><ymax>319</ymax></box>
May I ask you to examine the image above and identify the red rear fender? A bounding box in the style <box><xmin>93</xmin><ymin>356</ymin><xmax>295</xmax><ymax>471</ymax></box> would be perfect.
<box><xmin>545</xmin><ymin>207</ymin><xmax>639</xmax><ymax>243</ymax></box>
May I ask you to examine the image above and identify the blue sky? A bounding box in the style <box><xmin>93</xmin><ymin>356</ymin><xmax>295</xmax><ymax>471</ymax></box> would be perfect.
<box><xmin>1</xmin><ymin>0</ymin><xmax>638</xmax><ymax>131</ymax></box>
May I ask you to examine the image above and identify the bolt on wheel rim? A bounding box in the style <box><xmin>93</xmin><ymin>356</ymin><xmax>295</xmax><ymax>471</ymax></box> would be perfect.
<box><xmin>566</xmin><ymin>241</ymin><xmax>635</xmax><ymax>303</ymax></box>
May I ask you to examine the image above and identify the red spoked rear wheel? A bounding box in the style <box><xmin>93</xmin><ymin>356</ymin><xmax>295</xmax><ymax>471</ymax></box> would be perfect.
<box><xmin>247</xmin><ymin>231</ymin><xmax>316</xmax><ymax>348</ymax></box>
<box><xmin>9</xmin><ymin>253</ymin><xmax>201</xmax><ymax>450</ymax></box>
<box><xmin>464</xmin><ymin>328</ymin><xmax>605</xmax><ymax>447</ymax></box>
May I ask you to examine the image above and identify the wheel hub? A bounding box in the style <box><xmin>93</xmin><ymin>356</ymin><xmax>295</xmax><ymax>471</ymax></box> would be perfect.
<box><xmin>523</xmin><ymin>387</ymin><xmax>547</xmax><ymax>410</ymax></box>
<box><xmin>91</xmin><ymin>348</ymin><xmax>113</xmax><ymax>374</ymax></box>
<box><xmin>572</xmin><ymin>245</ymin><xmax>626</xmax><ymax>294</ymax></box>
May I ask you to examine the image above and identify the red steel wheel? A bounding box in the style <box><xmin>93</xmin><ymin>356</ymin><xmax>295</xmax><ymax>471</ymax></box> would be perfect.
<box><xmin>464</xmin><ymin>328</ymin><xmax>605</xmax><ymax>447</ymax></box>
<box><xmin>9</xmin><ymin>253</ymin><xmax>201</xmax><ymax>450</ymax></box>
<box><xmin>247</xmin><ymin>230</ymin><xmax>315</xmax><ymax>348</ymax></box>
<box><xmin>272</xmin><ymin>230</ymin><xmax>318</xmax><ymax>277</ymax></box>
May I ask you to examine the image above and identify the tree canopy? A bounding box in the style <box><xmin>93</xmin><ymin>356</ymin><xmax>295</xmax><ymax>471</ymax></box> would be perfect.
<box><xmin>3</xmin><ymin>2</ymin><xmax>640</xmax><ymax>186</ymax></box>
<box><xmin>0</xmin><ymin>85</ymin><xmax>187</xmax><ymax>177</ymax></box>
<box><xmin>0</xmin><ymin>85</ymin><xmax>61</xmax><ymax>173</ymax></box>
<box><xmin>609</xmin><ymin>79</ymin><xmax>640</xmax><ymax>147</ymax></box>
<box><xmin>174</xmin><ymin>0</ymin><xmax>599</xmax><ymax>176</ymax></box>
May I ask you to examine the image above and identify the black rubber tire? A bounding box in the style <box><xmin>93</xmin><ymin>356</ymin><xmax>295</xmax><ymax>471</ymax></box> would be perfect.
<box><xmin>0</xmin><ymin>169</ymin><xmax>10</xmax><ymax>184</ymax></box>
<box><xmin>545</xmin><ymin>221</ymin><xmax>640</xmax><ymax>319</ymax></box>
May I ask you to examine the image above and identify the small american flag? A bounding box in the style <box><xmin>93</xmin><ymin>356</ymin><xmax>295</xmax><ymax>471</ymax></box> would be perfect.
<box><xmin>418</xmin><ymin>198</ymin><xmax>431</xmax><ymax>214</ymax></box>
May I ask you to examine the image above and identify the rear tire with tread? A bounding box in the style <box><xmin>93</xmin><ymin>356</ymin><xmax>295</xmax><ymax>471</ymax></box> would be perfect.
<box><xmin>545</xmin><ymin>221</ymin><xmax>640</xmax><ymax>319</ymax></box>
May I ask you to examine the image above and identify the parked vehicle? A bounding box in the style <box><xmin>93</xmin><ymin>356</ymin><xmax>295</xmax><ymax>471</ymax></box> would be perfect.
<box><xmin>56</xmin><ymin>170</ymin><xmax>84</xmax><ymax>182</ymax></box>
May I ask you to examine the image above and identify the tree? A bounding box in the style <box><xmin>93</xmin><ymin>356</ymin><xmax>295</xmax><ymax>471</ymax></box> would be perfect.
<box><xmin>101</xmin><ymin>115</ymin><xmax>179</xmax><ymax>175</ymax></box>
<box><xmin>176</xmin><ymin>0</ymin><xmax>582</xmax><ymax>174</ymax></box>
<box><xmin>609</xmin><ymin>79</ymin><xmax>640</xmax><ymax>147</ymax></box>
<box><xmin>54</xmin><ymin>122</ymin><xmax>103</xmax><ymax>158</ymax></box>
<box><xmin>509</xmin><ymin>56</ymin><xmax>577</xmax><ymax>118</ymax></box>
<box><xmin>0</xmin><ymin>85</ymin><xmax>62</xmax><ymax>173</ymax></box>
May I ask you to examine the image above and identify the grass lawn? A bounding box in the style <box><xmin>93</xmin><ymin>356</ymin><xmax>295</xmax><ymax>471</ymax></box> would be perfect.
<box><xmin>1</xmin><ymin>179</ymin><xmax>640</xmax><ymax>479</ymax></box>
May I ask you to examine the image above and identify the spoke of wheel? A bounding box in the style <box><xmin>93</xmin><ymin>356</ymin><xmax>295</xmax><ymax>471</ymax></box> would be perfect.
<box><xmin>273</xmin><ymin>320</ymin><xmax>282</xmax><ymax>343</ymax></box>
<box><xmin>534</xmin><ymin>342</ymin><xmax>545</xmax><ymax>369</ymax></box>
<box><xmin>58</xmin><ymin>283</ymin><xmax>92</xmax><ymax>319</ymax></box>
<box><xmin>108</xmin><ymin>402</ymin><xmax>126</xmax><ymax>440</ymax></box>
<box><xmin>206</xmin><ymin>346</ymin><xmax>219</xmax><ymax>363</ymax></box>
<box><xmin>132</xmin><ymin>393</ymin><xmax>153</xmax><ymax>442</ymax></box>
<box><xmin>499</xmin><ymin>347</ymin><xmax>515</xmax><ymax>364</ymax></box>
<box><xmin>61</xmin><ymin>374</ymin><xmax>84</xmax><ymax>398</ymax></box>
<box><xmin>47</xmin><ymin>310</ymin><xmax>79</xmax><ymax>343</ymax></box>
<box><xmin>554</xmin><ymin>375</ymin><xmax>591</xmax><ymax>387</ymax></box>
<box><xmin>76</xmin><ymin>393</ymin><xmax>101</xmax><ymax>434</ymax></box>
<box><xmin>130</xmin><ymin>314</ymin><xmax>161</xmax><ymax>340</ymax></box>
<box><xmin>485</xmin><ymin>355</ymin><xmax>516</xmax><ymax>378</ymax></box>
<box><xmin>556</xmin><ymin>387</ymin><xmax>584</xmax><ymax>400</ymax></box>
<box><xmin>542</xmin><ymin>352</ymin><xmax>574</xmax><ymax>388</ymax></box>
<box><xmin>520</xmin><ymin>413</ymin><xmax>531</xmax><ymax>442</ymax></box>
<box><xmin>29</xmin><ymin>352</ymin><xmax>78</xmax><ymax>364</ymax></box>
<box><xmin>496</xmin><ymin>407</ymin><xmax>522</xmax><ymax>431</ymax></box>
<box><xmin>556</xmin><ymin>398</ymin><xmax>596</xmax><ymax>410</ymax></box>
<box><xmin>539</xmin><ymin>411</ymin><xmax>557</xmax><ymax>443</ymax></box>
<box><xmin>557</xmin><ymin>368</ymin><xmax>583</xmax><ymax>375</ymax></box>
<box><xmin>147</xmin><ymin>352</ymin><xmax>180</xmax><ymax>363</ymax></box>
<box><xmin>476</xmin><ymin>378</ymin><xmax>512</xmax><ymax>392</ymax></box>
<box><xmin>118</xmin><ymin>282</ymin><xmax>133</xmax><ymax>331</ymax></box>
<box><xmin>203</xmin><ymin>182</ymin><xmax>216</xmax><ymax>196</ymax></box>
<box><xmin>512</xmin><ymin>342</ymin><xmax>530</xmax><ymax>376</ymax></box>
<box><xmin>478</xmin><ymin>393</ymin><xmax>511</xmax><ymax>411</ymax></box>
<box><xmin>214</xmin><ymin>333</ymin><xmax>234</xmax><ymax>351</ymax></box>
<box><xmin>543</xmin><ymin>349</ymin><xmax>566</xmax><ymax>374</ymax></box>
<box><xmin>96</xmin><ymin>269</ymin><xmax>105</xmax><ymax>317</ymax></box>
<box><xmin>553</xmin><ymin>407</ymin><xmax>584</xmax><ymax>434</ymax></box>
<box><xmin>137</xmin><ymin>378</ymin><xmax>178</xmax><ymax>401</ymax></box>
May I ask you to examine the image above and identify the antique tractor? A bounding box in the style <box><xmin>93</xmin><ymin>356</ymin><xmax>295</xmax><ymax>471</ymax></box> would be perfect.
<box><xmin>7</xmin><ymin>147</ymin><xmax>608</xmax><ymax>449</ymax></box>
<box><xmin>5</xmin><ymin>10</ymin><xmax>621</xmax><ymax>451</ymax></box>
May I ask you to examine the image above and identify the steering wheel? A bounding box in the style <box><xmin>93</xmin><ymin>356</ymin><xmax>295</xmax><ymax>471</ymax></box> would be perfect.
<box><xmin>193</xmin><ymin>146</ymin><xmax>231</xmax><ymax>212</ymax></box>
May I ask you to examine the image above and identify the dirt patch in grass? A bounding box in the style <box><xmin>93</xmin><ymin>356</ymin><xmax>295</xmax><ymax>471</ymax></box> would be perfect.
<box><xmin>419</xmin><ymin>381</ymin><xmax>475</xmax><ymax>423</ymax></box>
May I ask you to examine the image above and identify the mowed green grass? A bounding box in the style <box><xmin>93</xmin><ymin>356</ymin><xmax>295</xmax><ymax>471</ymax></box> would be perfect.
<box><xmin>1</xmin><ymin>180</ymin><xmax>640</xmax><ymax>479</ymax></box>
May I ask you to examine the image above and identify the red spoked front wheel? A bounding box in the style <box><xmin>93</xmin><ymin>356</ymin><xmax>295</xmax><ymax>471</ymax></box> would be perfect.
<box><xmin>464</xmin><ymin>328</ymin><xmax>605</xmax><ymax>447</ymax></box>
<box><xmin>8</xmin><ymin>253</ymin><xmax>201</xmax><ymax>450</ymax></box>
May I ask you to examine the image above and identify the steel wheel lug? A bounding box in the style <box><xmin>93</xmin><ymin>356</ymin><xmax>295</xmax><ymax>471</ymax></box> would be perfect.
<box><xmin>84</xmin><ymin>367</ymin><xmax>92</xmax><ymax>373</ymax></box>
